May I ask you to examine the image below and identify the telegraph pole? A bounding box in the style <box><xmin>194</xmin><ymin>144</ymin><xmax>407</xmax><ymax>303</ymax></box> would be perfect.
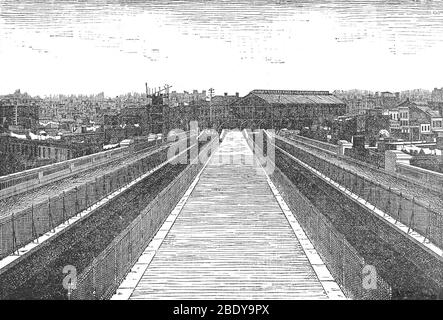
<box><xmin>208</xmin><ymin>88</ymin><xmax>214</xmax><ymax>129</ymax></box>
<box><xmin>145</xmin><ymin>83</ymin><xmax>152</xmax><ymax>134</ymax></box>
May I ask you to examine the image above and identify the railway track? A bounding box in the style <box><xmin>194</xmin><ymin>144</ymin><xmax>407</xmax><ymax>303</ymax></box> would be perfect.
<box><xmin>277</xmin><ymin>134</ymin><xmax>443</xmax><ymax>215</ymax></box>
<box><xmin>0</xmin><ymin>162</ymin><xmax>188</xmax><ymax>300</ymax></box>
<box><xmin>0</xmin><ymin>140</ymin><xmax>179</xmax><ymax>218</ymax></box>
<box><xmin>0</xmin><ymin>138</ymin><xmax>211</xmax><ymax>299</ymax></box>
<box><xmin>275</xmin><ymin>147</ymin><xmax>442</xmax><ymax>299</ymax></box>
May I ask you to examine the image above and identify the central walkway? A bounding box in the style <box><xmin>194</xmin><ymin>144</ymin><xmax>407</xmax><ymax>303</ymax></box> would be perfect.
<box><xmin>113</xmin><ymin>131</ymin><xmax>344</xmax><ymax>300</ymax></box>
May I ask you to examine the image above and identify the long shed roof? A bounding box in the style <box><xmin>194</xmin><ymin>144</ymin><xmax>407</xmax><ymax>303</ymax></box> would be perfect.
<box><xmin>245</xmin><ymin>90</ymin><xmax>344</xmax><ymax>105</ymax></box>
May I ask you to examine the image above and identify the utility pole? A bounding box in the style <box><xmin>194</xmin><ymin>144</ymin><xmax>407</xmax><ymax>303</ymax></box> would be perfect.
<box><xmin>208</xmin><ymin>88</ymin><xmax>214</xmax><ymax>129</ymax></box>
<box><xmin>162</xmin><ymin>84</ymin><xmax>171</xmax><ymax>135</ymax></box>
<box><xmin>14</xmin><ymin>101</ymin><xmax>18</xmax><ymax>126</ymax></box>
<box><xmin>145</xmin><ymin>83</ymin><xmax>152</xmax><ymax>135</ymax></box>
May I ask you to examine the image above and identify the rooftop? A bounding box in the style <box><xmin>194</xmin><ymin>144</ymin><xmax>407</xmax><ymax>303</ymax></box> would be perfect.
<box><xmin>247</xmin><ymin>89</ymin><xmax>344</xmax><ymax>105</ymax></box>
<box><xmin>251</xmin><ymin>89</ymin><xmax>331</xmax><ymax>95</ymax></box>
<box><xmin>397</xmin><ymin>99</ymin><xmax>441</xmax><ymax>117</ymax></box>
<box><xmin>211</xmin><ymin>95</ymin><xmax>239</xmax><ymax>105</ymax></box>
<box><xmin>415</xmin><ymin>105</ymin><xmax>441</xmax><ymax>118</ymax></box>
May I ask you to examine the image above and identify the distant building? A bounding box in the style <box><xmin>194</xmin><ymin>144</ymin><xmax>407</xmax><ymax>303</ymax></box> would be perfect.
<box><xmin>333</xmin><ymin>90</ymin><xmax>401</xmax><ymax>115</ymax></box>
<box><xmin>390</xmin><ymin>99</ymin><xmax>443</xmax><ymax>141</ymax></box>
<box><xmin>206</xmin><ymin>93</ymin><xmax>240</xmax><ymax>129</ymax></box>
<box><xmin>0</xmin><ymin>90</ymin><xmax>40</xmax><ymax>131</ymax></box>
<box><xmin>163</xmin><ymin>90</ymin><xmax>208</xmax><ymax>131</ymax></box>
<box><xmin>331</xmin><ymin>115</ymin><xmax>357</xmax><ymax>142</ymax></box>
<box><xmin>169</xmin><ymin>90</ymin><xmax>207</xmax><ymax>107</ymax></box>
<box><xmin>431</xmin><ymin>87</ymin><xmax>443</xmax><ymax>102</ymax></box>
<box><xmin>228</xmin><ymin>89</ymin><xmax>346</xmax><ymax>130</ymax></box>
<box><xmin>0</xmin><ymin>131</ymin><xmax>105</xmax><ymax>172</ymax></box>
<box><xmin>120</xmin><ymin>106</ymin><xmax>150</xmax><ymax>131</ymax></box>
<box><xmin>358</xmin><ymin>108</ymin><xmax>390</xmax><ymax>145</ymax></box>
<box><xmin>344</xmin><ymin>97</ymin><xmax>376</xmax><ymax>115</ymax></box>
<box><xmin>400</xmin><ymin>89</ymin><xmax>431</xmax><ymax>102</ymax></box>
<box><xmin>330</xmin><ymin>108</ymin><xmax>389</xmax><ymax>145</ymax></box>
<box><xmin>165</xmin><ymin>102</ymin><xmax>200</xmax><ymax>132</ymax></box>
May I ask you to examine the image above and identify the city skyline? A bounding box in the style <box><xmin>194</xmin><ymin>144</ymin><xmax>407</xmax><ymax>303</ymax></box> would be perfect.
<box><xmin>1</xmin><ymin>86</ymin><xmax>441</xmax><ymax>100</ymax></box>
<box><xmin>1</xmin><ymin>0</ymin><xmax>443</xmax><ymax>96</ymax></box>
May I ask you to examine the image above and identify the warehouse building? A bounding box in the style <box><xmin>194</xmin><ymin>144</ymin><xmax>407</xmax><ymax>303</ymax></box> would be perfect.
<box><xmin>228</xmin><ymin>89</ymin><xmax>346</xmax><ymax>130</ymax></box>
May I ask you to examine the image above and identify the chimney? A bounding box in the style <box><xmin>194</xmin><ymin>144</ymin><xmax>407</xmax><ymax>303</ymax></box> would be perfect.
<box><xmin>224</xmin><ymin>92</ymin><xmax>228</xmax><ymax>96</ymax></box>
<box><xmin>235</xmin><ymin>92</ymin><xmax>239</xmax><ymax>97</ymax></box>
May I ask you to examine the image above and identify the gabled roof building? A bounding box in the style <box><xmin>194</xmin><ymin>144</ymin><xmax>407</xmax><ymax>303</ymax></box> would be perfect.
<box><xmin>228</xmin><ymin>89</ymin><xmax>346</xmax><ymax>129</ymax></box>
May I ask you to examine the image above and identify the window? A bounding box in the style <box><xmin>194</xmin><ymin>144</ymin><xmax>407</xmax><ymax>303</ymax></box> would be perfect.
<box><xmin>432</xmin><ymin>120</ymin><xmax>442</xmax><ymax>128</ymax></box>
<box><xmin>400</xmin><ymin>112</ymin><xmax>409</xmax><ymax>119</ymax></box>
<box><xmin>421</xmin><ymin>124</ymin><xmax>430</xmax><ymax>133</ymax></box>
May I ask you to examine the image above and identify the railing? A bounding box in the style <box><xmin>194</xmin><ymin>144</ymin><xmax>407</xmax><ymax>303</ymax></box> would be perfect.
<box><xmin>272</xmin><ymin>168</ymin><xmax>392</xmax><ymax>300</ymax></box>
<box><xmin>72</xmin><ymin>139</ymin><xmax>217</xmax><ymax>300</ymax></box>
<box><xmin>133</xmin><ymin>138</ymin><xmax>164</xmax><ymax>152</ymax></box>
<box><xmin>396</xmin><ymin>162</ymin><xmax>443</xmax><ymax>192</ymax></box>
<box><xmin>279</xmin><ymin>131</ymin><xmax>442</xmax><ymax>194</ymax></box>
<box><xmin>345</xmin><ymin>148</ymin><xmax>385</xmax><ymax>169</ymax></box>
<box><xmin>0</xmin><ymin>146</ymin><xmax>130</xmax><ymax>200</ymax></box>
<box><xmin>274</xmin><ymin>136</ymin><xmax>443</xmax><ymax>250</ymax></box>
<box><xmin>279</xmin><ymin>131</ymin><xmax>339</xmax><ymax>154</ymax></box>
<box><xmin>0</xmin><ymin>146</ymin><xmax>169</xmax><ymax>259</ymax></box>
<box><xmin>243</xmin><ymin>130</ymin><xmax>392</xmax><ymax>300</ymax></box>
<box><xmin>0</xmin><ymin>136</ymin><xmax>172</xmax><ymax>201</ymax></box>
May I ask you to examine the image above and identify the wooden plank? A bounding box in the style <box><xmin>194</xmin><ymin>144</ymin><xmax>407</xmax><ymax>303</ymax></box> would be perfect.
<box><xmin>129</xmin><ymin>132</ymin><xmax>329</xmax><ymax>300</ymax></box>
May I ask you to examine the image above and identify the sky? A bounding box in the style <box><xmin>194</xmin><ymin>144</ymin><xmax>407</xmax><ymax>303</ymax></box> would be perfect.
<box><xmin>1</xmin><ymin>0</ymin><xmax>443</xmax><ymax>97</ymax></box>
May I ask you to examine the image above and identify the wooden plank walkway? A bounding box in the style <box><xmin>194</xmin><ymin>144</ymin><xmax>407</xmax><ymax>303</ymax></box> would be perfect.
<box><xmin>113</xmin><ymin>131</ymin><xmax>344</xmax><ymax>300</ymax></box>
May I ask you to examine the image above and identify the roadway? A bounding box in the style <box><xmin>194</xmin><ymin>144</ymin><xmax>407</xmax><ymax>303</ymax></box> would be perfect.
<box><xmin>113</xmin><ymin>131</ymin><xmax>345</xmax><ymax>300</ymax></box>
